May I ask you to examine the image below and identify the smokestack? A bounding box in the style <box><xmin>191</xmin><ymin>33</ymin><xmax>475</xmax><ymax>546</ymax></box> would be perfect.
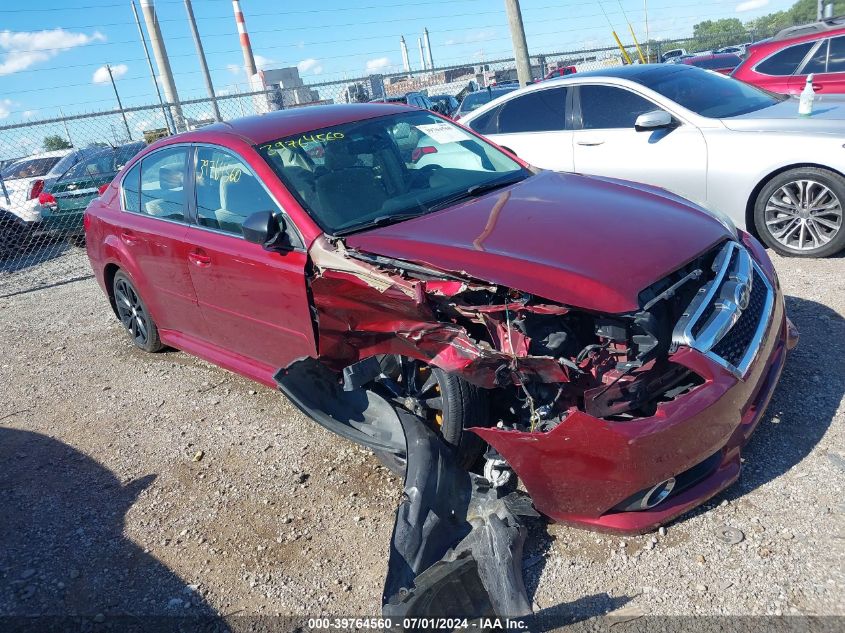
<box><xmin>232</xmin><ymin>0</ymin><xmax>257</xmax><ymax>84</ymax></box>
<box><xmin>424</xmin><ymin>28</ymin><xmax>434</xmax><ymax>70</ymax></box>
<box><xmin>418</xmin><ymin>37</ymin><xmax>425</xmax><ymax>72</ymax></box>
<box><xmin>400</xmin><ymin>36</ymin><xmax>411</xmax><ymax>73</ymax></box>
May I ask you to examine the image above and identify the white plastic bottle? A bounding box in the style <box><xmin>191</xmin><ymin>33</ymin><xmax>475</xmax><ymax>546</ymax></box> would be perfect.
<box><xmin>799</xmin><ymin>74</ymin><xmax>815</xmax><ymax>117</ymax></box>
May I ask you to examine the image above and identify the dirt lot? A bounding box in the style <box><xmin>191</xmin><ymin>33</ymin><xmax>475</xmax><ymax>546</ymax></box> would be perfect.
<box><xmin>1</xmin><ymin>249</ymin><xmax>844</xmax><ymax>624</ymax></box>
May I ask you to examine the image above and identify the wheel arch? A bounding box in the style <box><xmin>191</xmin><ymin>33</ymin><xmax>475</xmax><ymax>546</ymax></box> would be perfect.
<box><xmin>103</xmin><ymin>262</ymin><xmax>121</xmax><ymax>319</ymax></box>
<box><xmin>745</xmin><ymin>162</ymin><xmax>845</xmax><ymax>240</ymax></box>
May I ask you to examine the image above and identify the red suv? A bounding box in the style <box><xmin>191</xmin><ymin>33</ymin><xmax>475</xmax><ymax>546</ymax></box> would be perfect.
<box><xmin>85</xmin><ymin>104</ymin><xmax>796</xmax><ymax>534</ymax></box>
<box><xmin>733</xmin><ymin>17</ymin><xmax>845</xmax><ymax>94</ymax></box>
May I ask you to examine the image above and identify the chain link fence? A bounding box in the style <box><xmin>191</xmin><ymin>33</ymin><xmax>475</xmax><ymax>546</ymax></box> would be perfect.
<box><xmin>0</xmin><ymin>33</ymin><xmax>763</xmax><ymax>296</ymax></box>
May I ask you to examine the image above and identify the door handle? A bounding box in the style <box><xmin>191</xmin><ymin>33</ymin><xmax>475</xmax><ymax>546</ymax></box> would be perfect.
<box><xmin>188</xmin><ymin>249</ymin><xmax>211</xmax><ymax>267</ymax></box>
<box><xmin>120</xmin><ymin>230</ymin><xmax>139</xmax><ymax>245</ymax></box>
<box><xmin>576</xmin><ymin>139</ymin><xmax>605</xmax><ymax>146</ymax></box>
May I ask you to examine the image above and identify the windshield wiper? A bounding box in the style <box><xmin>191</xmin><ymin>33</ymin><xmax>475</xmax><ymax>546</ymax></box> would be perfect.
<box><xmin>333</xmin><ymin>210</ymin><xmax>430</xmax><ymax>236</ymax></box>
<box><xmin>426</xmin><ymin>173</ymin><xmax>527</xmax><ymax>213</ymax></box>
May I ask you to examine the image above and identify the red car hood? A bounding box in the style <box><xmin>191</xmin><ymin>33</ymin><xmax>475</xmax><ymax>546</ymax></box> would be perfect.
<box><xmin>345</xmin><ymin>171</ymin><xmax>730</xmax><ymax>313</ymax></box>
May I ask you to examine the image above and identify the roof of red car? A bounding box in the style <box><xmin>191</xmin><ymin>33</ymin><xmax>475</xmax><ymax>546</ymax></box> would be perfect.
<box><xmin>187</xmin><ymin>103</ymin><xmax>415</xmax><ymax>145</ymax></box>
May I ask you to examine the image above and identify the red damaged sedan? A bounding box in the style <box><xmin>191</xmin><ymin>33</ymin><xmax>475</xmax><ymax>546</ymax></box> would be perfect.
<box><xmin>85</xmin><ymin>104</ymin><xmax>797</xmax><ymax>535</ymax></box>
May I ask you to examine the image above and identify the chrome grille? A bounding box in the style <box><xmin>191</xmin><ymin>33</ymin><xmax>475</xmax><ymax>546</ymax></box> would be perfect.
<box><xmin>672</xmin><ymin>241</ymin><xmax>774</xmax><ymax>378</ymax></box>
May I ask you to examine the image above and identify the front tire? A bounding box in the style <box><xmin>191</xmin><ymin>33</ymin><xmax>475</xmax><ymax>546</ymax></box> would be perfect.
<box><xmin>373</xmin><ymin>358</ymin><xmax>488</xmax><ymax>476</ymax></box>
<box><xmin>112</xmin><ymin>270</ymin><xmax>163</xmax><ymax>353</ymax></box>
<box><xmin>753</xmin><ymin>167</ymin><xmax>845</xmax><ymax>257</ymax></box>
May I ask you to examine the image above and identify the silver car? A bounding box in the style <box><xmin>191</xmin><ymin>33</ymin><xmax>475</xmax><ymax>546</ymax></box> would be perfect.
<box><xmin>460</xmin><ymin>64</ymin><xmax>845</xmax><ymax>257</ymax></box>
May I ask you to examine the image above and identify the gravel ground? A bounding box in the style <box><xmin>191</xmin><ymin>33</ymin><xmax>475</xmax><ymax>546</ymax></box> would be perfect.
<box><xmin>0</xmin><ymin>249</ymin><xmax>843</xmax><ymax>624</ymax></box>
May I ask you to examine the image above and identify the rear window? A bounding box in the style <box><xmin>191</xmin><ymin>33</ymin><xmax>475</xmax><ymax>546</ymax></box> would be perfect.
<box><xmin>1</xmin><ymin>156</ymin><xmax>62</xmax><ymax>180</ymax></box>
<box><xmin>755</xmin><ymin>41</ymin><xmax>814</xmax><ymax>76</ymax></box>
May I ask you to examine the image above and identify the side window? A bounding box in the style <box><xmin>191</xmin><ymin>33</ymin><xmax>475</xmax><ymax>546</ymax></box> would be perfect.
<box><xmin>579</xmin><ymin>85</ymin><xmax>657</xmax><ymax>129</ymax></box>
<box><xmin>121</xmin><ymin>162</ymin><xmax>141</xmax><ymax>213</ymax></box>
<box><xmin>139</xmin><ymin>147</ymin><xmax>187</xmax><ymax>220</ymax></box>
<box><xmin>468</xmin><ymin>103</ymin><xmax>505</xmax><ymax>135</ymax></box>
<box><xmin>802</xmin><ymin>39</ymin><xmax>829</xmax><ymax>74</ymax></box>
<box><xmin>497</xmin><ymin>87</ymin><xmax>568</xmax><ymax>133</ymax></box>
<box><xmin>195</xmin><ymin>147</ymin><xmax>278</xmax><ymax>236</ymax></box>
<box><xmin>755</xmin><ymin>41</ymin><xmax>814</xmax><ymax>76</ymax></box>
<box><xmin>827</xmin><ymin>36</ymin><xmax>845</xmax><ymax>72</ymax></box>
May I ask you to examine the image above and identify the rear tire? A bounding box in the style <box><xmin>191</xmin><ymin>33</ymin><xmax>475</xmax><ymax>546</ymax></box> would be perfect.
<box><xmin>0</xmin><ymin>221</ymin><xmax>26</xmax><ymax>261</ymax></box>
<box><xmin>112</xmin><ymin>270</ymin><xmax>163</xmax><ymax>353</ymax></box>
<box><xmin>753</xmin><ymin>167</ymin><xmax>845</xmax><ymax>257</ymax></box>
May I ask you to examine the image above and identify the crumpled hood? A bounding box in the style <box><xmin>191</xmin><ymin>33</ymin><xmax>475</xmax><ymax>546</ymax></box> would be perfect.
<box><xmin>721</xmin><ymin>96</ymin><xmax>845</xmax><ymax>134</ymax></box>
<box><xmin>345</xmin><ymin>171</ymin><xmax>730</xmax><ymax>313</ymax></box>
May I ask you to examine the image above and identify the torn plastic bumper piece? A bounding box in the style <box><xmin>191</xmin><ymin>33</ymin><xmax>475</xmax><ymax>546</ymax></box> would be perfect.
<box><xmin>274</xmin><ymin>357</ymin><xmax>406</xmax><ymax>455</ymax></box>
<box><xmin>382</xmin><ymin>411</ymin><xmax>538</xmax><ymax>624</ymax></box>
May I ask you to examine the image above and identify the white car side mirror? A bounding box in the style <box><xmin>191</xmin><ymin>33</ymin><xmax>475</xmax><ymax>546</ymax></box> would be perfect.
<box><xmin>635</xmin><ymin>110</ymin><xmax>673</xmax><ymax>131</ymax></box>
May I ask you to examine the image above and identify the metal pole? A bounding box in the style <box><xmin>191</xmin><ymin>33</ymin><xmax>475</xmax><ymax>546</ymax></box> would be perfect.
<box><xmin>232</xmin><ymin>0</ymin><xmax>257</xmax><ymax>86</ymax></box>
<box><xmin>644</xmin><ymin>0</ymin><xmax>650</xmax><ymax>62</ymax></box>
<box><xmin>131</xmin><ymin>0</ymin><xmax>172</xmax><ymax>134</ymax></box>
<box><xmin>58</xmin><ymin>107</ymin><xmax>74</xmax><ymax>147</ymax></box>
<box><xmin>184</xmin><ymin>0</ymin><xmax>222</xmax><ymax>121</ymax></box>
<box><xmin>140</xmin><ymin>0</ymin><xmax>185</xmax><ymax>132</ymax></box>
<box><xmin>504</xmin><ymin>0</ymin><xmax>532</xmax><ymax>86</ymax></box>
<box><xmin>107</xmin><ymin>64</ymin><xmax>133</xmax><ymax>141</ymax></box>
<box><xmin>818</xmin><ymin>0</ymin><xmax>823</xmax><ymax>20</ymax></box>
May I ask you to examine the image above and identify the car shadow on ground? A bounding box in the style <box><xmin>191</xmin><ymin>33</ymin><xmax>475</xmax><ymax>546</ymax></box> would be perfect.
<box><xmin>677</xmin><ymin>294</ymin><xmax>843</xmax><ymax>520</ymax></box>
<box><xmin>0</xmin><ymin>427</ymin><xmax>230</xmax><ymax>632</ymax></box>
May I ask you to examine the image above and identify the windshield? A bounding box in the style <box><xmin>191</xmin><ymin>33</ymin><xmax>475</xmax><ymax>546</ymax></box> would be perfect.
<box><xmin>1</xmin><ymin>155</ymin><xmax>62</xmax><ymax>180</ymax></box>
<box><xmin>459</xmin><ymin>87</ymin><xmax>517</xmax><ymax>113</ymax></box>
<box><xmin>257</xmin><ymin>110</ymin><xmax>528</xmax><ymax>235</ymax></box>
<box><xmin>633</xmin><ymin>66</ymin><xmax>784</xmax><ymax>118</ymax></box>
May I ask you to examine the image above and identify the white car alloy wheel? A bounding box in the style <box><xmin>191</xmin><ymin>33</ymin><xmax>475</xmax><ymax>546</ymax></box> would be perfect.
<box><xmin>764</xmin><ymin>179</ymin><xmax>843</xmax><ymax>252</ymax></box>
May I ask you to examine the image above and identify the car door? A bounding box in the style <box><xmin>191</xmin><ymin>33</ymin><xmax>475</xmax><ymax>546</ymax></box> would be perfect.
<box><xmin>571</xmin><ymin>83</ymin><xmax>708</xmax><ymax>206</ymax></box>
<box><xmin>184</xmin><ymin>144</ymin><xmax>315</xmax><ymax>377</ymax></box>
<box><xmin>117</xmin><ymin>145</ymin><xmax>206</xmax><ymax>340</ymax></box>
<box><xmin>789</xmin><ymin>35</ymin><xmax>845</xmax><ymax>94</ymax></box>
<box><xmin>470</xmin><ymin>86</ymin><xmax>573</xmax><ymax>170</ymax></box>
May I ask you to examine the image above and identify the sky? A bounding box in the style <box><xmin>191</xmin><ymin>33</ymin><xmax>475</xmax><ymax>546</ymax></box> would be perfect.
<box><xmin>0</xmin><ymin>0</ymin><xmax>796</xmax><ymax>126</ymax></box>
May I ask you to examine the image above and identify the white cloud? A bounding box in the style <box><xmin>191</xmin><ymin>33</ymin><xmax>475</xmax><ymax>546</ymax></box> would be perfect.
<box><xmin>297</xmin><ymin>57</ymin><xmax>323</xmax><ymax>75</ymax></box>
<box><xmin>0</xmin><ymin>28</ymin><xmax>105</xmax><ymax>76</ymax></box>
<box><xmin>0</xmin><ymin>98</ymin><xmax>13</xmax><ymax>119</ymax></box>
<box><xmin>365</xmin><ymin>56</ymin><xmax>391</xmax><ymax>73</ymax></box>
<box><xmin>92</xmin><ymin>63</ymin><xmax>127</xmax><ymax>84</ymax></box>
<box><xmin>228</xmin><ymin>55</ymin><xmax>276</xmax><ymax>76</ymax></box>
<box><xmin>736</xmin><ymin>0</ymin><xmax>769</xmax><ymax>12</ymax></box>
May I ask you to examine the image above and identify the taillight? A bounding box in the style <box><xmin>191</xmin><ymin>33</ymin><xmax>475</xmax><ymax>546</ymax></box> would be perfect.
<box><xmin>38</xmin><ymin>192</ymin><xmax>56</xmax><ymax>205</ymax></box>
<box><xmin>83</xmin><ymin>211</ymin><xmax>92</xmax><ymax>232</ymax></box>
<box><xmin>411</xmin><ymin>146</ymin><xmax>438</xmax><ymax>163</ymax></box>
<box><xmin>98</xmin><ymin>183</ymin><xmax>109</xmax><ymax>196</ymax></box>
<box><xmin>29</xmin><ymin>179</ymin><xmax>45</xmax><ymax>200</ymax></box>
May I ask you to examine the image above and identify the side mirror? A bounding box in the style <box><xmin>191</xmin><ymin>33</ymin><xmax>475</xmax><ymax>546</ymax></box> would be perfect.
<box><xmin>635</xmin><ymin>110</ymin><xmax>674</xmax><ymax>131</ymax></box>
<box><xmin>242</xmin><ymin>210</ymin><xmax>291</xmax><ymax>252</ymax></box>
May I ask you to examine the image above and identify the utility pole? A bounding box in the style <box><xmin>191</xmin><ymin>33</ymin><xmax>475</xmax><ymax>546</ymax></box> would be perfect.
<box><xmin>139</xmin><ymin>0</ymin><xmax>185</xmax><ymax>132</ymax></box>
<box><xmin>232</xmin><ymin>0</ymin><xmax>258</xmax><ymax>87</ymax></box>
<box><xmin>131</xmin><ymin>0</ymin><xmax>172</xmax><ymax>134</ymax></box>
<box><xmin>107</xmin><ymin>64</ymin><xmax>133</xmax><ymax>141</ymax></box>
<box><xmin>818</xmin><ymin>0</ymin><xmax>823</xmax><ymax>20</ymax></box>
<box><xmin>184</xmin><ymin>0</ymin><xmax>221</xmax><ymax>121</ymax></box>
<box><xmin>504</xmin><ymin>0</ymin><xmax>532</xmax><ymax>86</ymax></box>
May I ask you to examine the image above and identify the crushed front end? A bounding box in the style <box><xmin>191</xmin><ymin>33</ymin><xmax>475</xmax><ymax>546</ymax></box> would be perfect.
<box><xmin>279</xmin><ymin>231</ymin><xmax>796</xmax><ymax>536</ymax></box>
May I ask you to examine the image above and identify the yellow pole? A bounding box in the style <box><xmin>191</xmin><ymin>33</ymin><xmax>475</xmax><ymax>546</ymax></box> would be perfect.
<box><xmin>612</xmin><ymin>31</ymin><xmax>633</xmax><ymax>65</ymax></box>
<box><xmin>629</xmin><ymin>24</ymin><xmax>646</xmax><ymax>63</ymax></box>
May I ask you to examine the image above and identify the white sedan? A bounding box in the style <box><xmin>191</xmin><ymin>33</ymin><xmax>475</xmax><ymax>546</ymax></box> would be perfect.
<box><xmin>459</xmin><ymin>64</ymin><xmax>845</xmax><ymax>257</ymax></box>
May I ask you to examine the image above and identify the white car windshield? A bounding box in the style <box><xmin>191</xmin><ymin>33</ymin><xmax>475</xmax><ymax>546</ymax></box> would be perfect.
<box><xmin>257</xmin><ymin>110</ymin><xmax>528</xmax><ymax>235</ymax></box>
<box><xmin>633</xmin><ymin>65</ymin><xmax>785</xmax><ymax>118</ymax></box>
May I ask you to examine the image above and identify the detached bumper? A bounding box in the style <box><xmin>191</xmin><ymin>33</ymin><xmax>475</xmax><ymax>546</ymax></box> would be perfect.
<box><xmin>473</xmin><ymin>293</ymin><xmax>795</xmax><ymax>535</ymax></box>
